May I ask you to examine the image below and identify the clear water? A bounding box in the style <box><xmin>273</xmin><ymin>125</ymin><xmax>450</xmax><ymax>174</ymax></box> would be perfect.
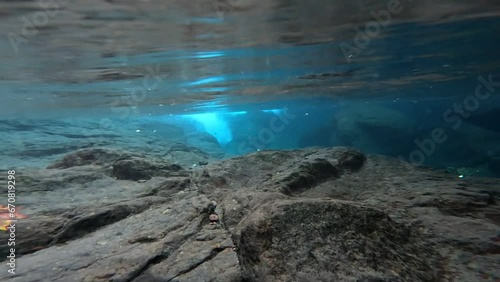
<box><xmin>1</xmin><ymin>0</ymin><xmax>500</xmax><ymax>177</ymax></box>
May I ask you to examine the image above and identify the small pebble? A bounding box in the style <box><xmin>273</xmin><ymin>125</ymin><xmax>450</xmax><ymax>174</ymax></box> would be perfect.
<box><xmin>209</xmin><ymin>213</ymin><xmax>219</xmax><ymax>222</ymax></box>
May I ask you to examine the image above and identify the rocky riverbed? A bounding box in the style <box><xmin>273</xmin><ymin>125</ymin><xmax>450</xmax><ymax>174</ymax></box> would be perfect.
<box><xmin>0</xmin><ymin>146</ymin><xmax>498</xmax><ymax>281</ymax></box>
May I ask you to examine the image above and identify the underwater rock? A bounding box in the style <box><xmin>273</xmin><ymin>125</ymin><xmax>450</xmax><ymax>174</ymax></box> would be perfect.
<box><xmin>47</xmin><ymin>148</ymin><xmax>189</xmax><ymax>180</ymax></box>
<box><xmin>270</xmin><ymin>147</ymin><xmax>366</xmax><ymax>195</ymax></box>
<box><xmin>47</xmin><ymin>148</ymin><xmax>132</xmax><ymax>169</ymax></box>
<box><xmin>1</xmin><ymin>146</ymin><xmax>499</xmax><ymax>281</ymax></box>
<box><xmin>143</xmin><ymin>177</ymin><xmax>192</xmax><ymax>197</ymax></box>
<box><xmin>276</xmin><ymin>158</ymin><xmax>339</xmax><ymax>195</ymax></box>
<box><xmin>191</xmin><ymin>147</ymin><xmax>365</xmax><ymax>196</ymax></box>
<box><xmin>112</xmin><ymin>157</ymin><xmax>184</xmax><ymax>181</ymax></box>
<box><xmin>49</xmin><ymin>197</ymin><xmax>169</xmax><ymax>246</ymax></box>
<box><xmin>234</xmin><ymin>200</ymin><xmax>442</xmax><ymax>282</ymax></box>
<box><xmin>134</xmin><ymin>222</ymin><xmax>240</xmax><ymax>282</ymax></box>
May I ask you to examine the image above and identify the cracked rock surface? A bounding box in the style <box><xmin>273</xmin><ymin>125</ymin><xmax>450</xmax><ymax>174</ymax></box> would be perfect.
<box><xmin>0</xmin><ymin>146</ymin><xmax>499</xmax><ymax>281</ymax></box>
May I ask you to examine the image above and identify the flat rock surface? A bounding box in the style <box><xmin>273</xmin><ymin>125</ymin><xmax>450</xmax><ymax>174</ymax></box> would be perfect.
<box><xmin>0</xmin><ymin>146</ymin><xmax>499</xmax><ymax>281</ymax></box>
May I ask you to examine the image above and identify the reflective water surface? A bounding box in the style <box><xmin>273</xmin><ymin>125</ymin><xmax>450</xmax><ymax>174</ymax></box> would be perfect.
<box><xmin>1</xmin><ymin>0</ymin><xmax>500</xmax><ymax>176</ymax></box>
<box><xmin>1</xmin><ymin>0</ymin><xmax>499</xmax><ymax>117</ymax></box>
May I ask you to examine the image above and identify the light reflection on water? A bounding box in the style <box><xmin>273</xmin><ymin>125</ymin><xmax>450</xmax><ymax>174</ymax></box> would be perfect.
<box><xmin>0</xmin><ymin>0</ymin><xmax>499</xmax><ymax>119</ymax></box>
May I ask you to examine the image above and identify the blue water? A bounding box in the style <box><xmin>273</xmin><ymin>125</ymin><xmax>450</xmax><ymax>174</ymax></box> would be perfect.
<box><xmin>1</xmin><ymin>1</ymin><xmax>500</xmax><ymax>177</ymax></box>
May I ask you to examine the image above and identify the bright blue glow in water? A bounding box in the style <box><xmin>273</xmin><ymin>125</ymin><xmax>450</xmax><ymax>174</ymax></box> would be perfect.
<box><xmin>195</xmin><ymin>51</ymin><xmax>224</xmax><ymax>59</ymax></box>
<box><xmin>175</xmin><ymin>109</ymin><xmax>287</xmax><ymax>146</ymax></box>
<box><xmin>181</xmin><ymin>111</ymin><xmax>248</xmax><ymax>145</ymax></box>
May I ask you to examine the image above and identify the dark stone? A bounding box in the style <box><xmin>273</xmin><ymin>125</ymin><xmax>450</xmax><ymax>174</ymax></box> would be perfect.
<box><xmin>112</xmin><ymin>157</ymin><xmax>183</xmax><ymax>181</ymax></box>
<box><xmin>50</xmin><ymin>198</ymin><xmax>167</xmax><ymax>245</ymax></box>
<box><xmin>1</xmin><ymin>146</ymin><xmax>499</xmax><ymax>281</ymax></box>
<box><xmin>273</xmin><ymin>147</ymin><xmax>365</xmax><ymax>195</ymax></box>
<box><xmin>235</xmin><ymin>201</ymin><xmax>442</xmax><ymax>282</ymax></box>
<box><xmin>47</xmin><ymin>148</ymin><xmax>129</xmax><ymax>169</ymax></box>
<box><xmin>278</xmin><ymin>158</ymin><xmax>339</xmax><ymax>195</ymax></box>
<box><xmin>112</xmin><ymin>158</ymin><xmax>156</xmax><ymax>180</ymax></box>
<box><xmin>151</xmin><ymin>177</ymin><xmax>191</xmax><ymax>197</ymax></box>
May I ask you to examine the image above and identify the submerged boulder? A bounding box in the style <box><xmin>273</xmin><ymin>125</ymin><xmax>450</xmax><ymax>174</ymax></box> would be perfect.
<box><xmin>234</xmin><ymin>200</ymin><xmax>442</xmax><ymax>282</ymax></box>
<box><xmin>47</xmin><ymin>148</ymin><xmax>132</xmax><ymax>169</ymax></box>
<box><xmin>1</xmin><ymin>146</ymin><xmax>499</xmax><ymax>281</ymax></box>
<box><xmin>112</xmin><ymin>157</ymin><xmax>184</xmax><ymax>181</ymax></box>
